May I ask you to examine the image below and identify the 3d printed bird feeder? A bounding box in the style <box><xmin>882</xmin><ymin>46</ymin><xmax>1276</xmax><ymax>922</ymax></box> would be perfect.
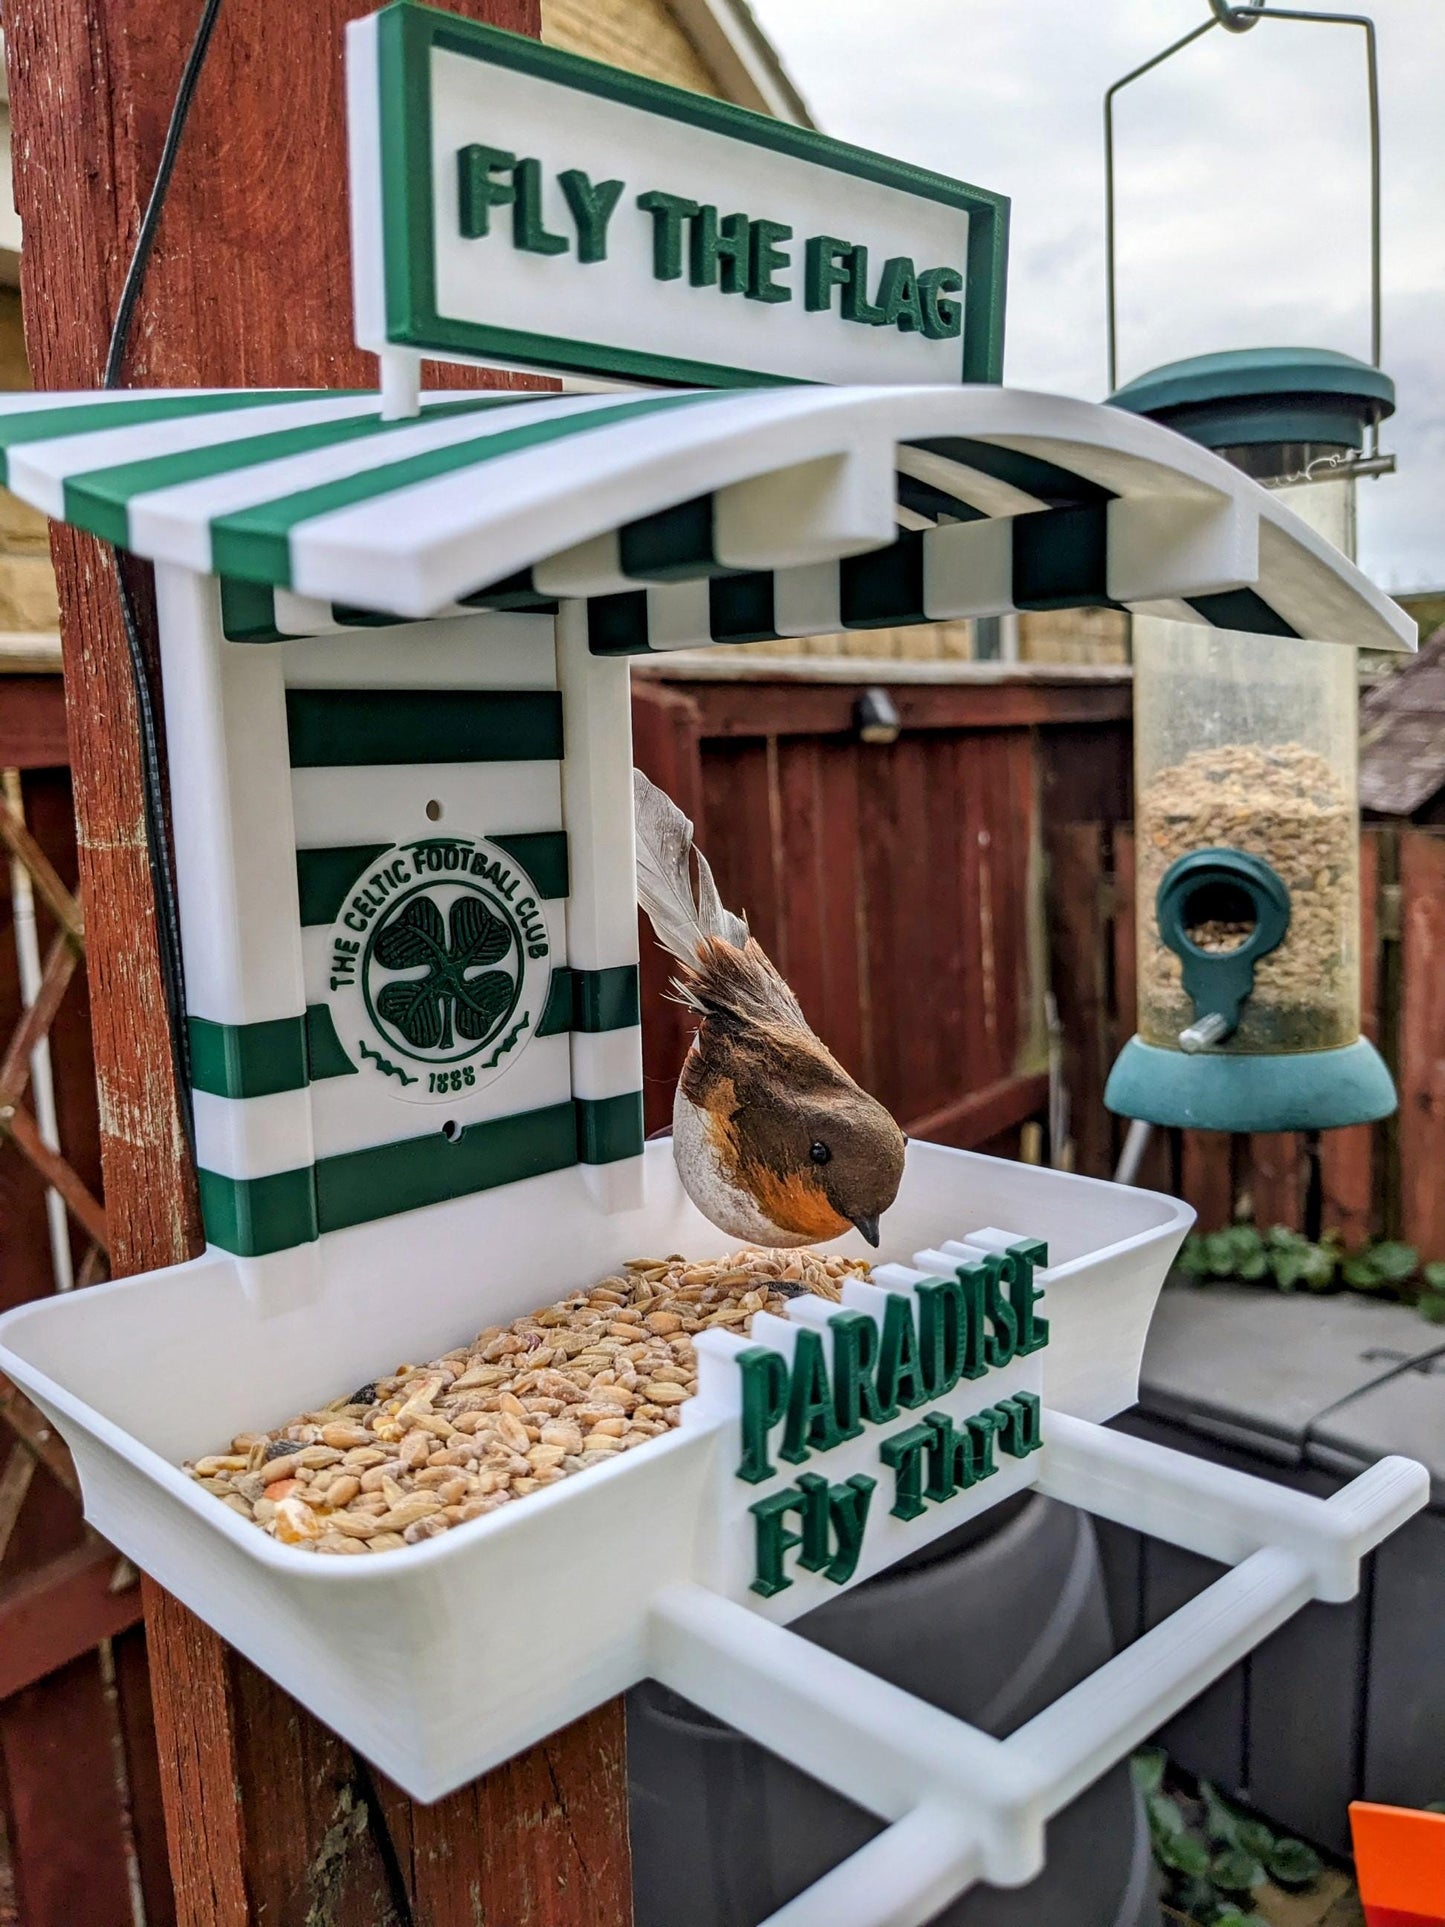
<box><xmin>0</xmin><ymin>9</ymin><xmax>1424</xmax><ymax>1925</ymax></box>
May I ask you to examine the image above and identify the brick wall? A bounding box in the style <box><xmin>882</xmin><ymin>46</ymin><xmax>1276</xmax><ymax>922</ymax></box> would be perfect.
<box><xmin>542</xmin><ymin>0</ymin><xmax>720</xmax><ymax>95</ymax></box>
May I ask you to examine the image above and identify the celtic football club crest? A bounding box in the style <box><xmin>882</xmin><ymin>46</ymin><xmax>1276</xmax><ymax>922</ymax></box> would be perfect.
<box><xmin>325</xmin><ymin>835</ymin><xmax>552</xmax><ymax>1104</ymax></box>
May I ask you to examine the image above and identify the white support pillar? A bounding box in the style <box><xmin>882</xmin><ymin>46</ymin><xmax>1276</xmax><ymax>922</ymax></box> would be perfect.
<box><xmin>555</xmin><ymin>600</ymin><xmax>646</xmax><ymax>1211</ymax></box>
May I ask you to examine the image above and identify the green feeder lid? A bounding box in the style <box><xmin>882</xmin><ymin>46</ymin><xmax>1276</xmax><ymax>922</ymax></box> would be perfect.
<box><xmin>1109</xmin><ymin>347</ymin><xmax>1395</xmax><ymax>455</ymax></box>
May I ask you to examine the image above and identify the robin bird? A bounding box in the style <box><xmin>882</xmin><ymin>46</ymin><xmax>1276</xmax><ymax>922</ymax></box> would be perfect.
<box><xmin>634</xmin><ymin>770</ymin><xmax>907</xmax><ymax>1250</ymax></box>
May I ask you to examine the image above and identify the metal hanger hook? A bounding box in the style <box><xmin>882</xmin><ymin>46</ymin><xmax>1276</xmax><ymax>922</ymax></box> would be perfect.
<box><xmin>1208</xmin><ymin>0</ymin><xmax>1267</xmax><ymax>31</ymax></box>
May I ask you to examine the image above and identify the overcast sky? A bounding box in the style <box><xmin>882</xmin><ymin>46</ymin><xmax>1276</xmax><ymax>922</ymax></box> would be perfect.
<box><xmin>751</xmin><ymin>0</ymin><xmax>1445</xmax><ymax>594</ymax></box>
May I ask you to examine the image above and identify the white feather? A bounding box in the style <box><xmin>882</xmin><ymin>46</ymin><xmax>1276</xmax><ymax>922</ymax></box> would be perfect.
<box><xmin>633</xmin><ymin>768</ymin><xmax>749</xmax><ymax>965</ymax></box>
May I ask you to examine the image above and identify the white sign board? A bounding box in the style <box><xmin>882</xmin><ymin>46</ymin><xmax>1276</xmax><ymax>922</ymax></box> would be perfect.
<box><xmin>348</xmin><ymin>1</ymin><xmax>1009</xmax><ymax>389</ymax></box>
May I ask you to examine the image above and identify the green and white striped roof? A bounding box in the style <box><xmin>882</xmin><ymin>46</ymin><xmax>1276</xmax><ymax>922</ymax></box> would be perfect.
<box><xmin>0</xmin><ymin>382</ymin><xmax>1414</xmax><ymax>651</ymax></box>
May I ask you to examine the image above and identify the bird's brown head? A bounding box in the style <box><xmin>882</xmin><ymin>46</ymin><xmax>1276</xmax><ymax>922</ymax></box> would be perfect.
<box><xmin>679</xmin><ymin>939</ymin><xmax>907</xmax><ymax>1248</ymax></box>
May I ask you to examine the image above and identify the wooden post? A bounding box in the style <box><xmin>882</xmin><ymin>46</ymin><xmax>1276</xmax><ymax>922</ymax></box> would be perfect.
<box><xmin>4</xmin><ymin>2</ymin><xmax>633</xmax><ymax>1920</ymax></box>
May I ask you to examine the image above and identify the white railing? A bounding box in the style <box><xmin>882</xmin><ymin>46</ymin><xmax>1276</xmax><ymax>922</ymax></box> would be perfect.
<box><xmin>647</xmin><ymin>1416</ymin><xmax>1427</xmax><ymax>1927</ymax></box>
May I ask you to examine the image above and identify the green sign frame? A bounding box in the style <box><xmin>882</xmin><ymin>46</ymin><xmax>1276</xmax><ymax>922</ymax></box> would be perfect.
<box><xmin>370</xmin><ymin>0</ymin><xmax>1009</xmax><ymax>388</ymax></box>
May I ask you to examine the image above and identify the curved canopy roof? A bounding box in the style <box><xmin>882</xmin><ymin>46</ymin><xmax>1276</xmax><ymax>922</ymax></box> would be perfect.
<box><xmin>0</xmin><ymin>382</ymin><xmax>1413</xmax><ymax>654</ymax></box>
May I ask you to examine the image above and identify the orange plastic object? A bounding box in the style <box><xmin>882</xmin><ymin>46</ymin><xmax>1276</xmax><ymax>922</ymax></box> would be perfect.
<box><xmin>1350</xmin><ymin>1801</ymin><xmax>1445</xmax><ymax>1927</ymax></box>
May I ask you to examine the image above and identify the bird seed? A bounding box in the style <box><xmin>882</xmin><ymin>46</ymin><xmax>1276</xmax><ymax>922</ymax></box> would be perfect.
<box><xmin>1137</xmin><ymin>742</ymin><xmax>1357</xmax><ymax>1053</ymax></box>
<box><xmin>183</xmin><ymin>1248</ymin><xmax>869</xmax><ymax>1556</ymax></box>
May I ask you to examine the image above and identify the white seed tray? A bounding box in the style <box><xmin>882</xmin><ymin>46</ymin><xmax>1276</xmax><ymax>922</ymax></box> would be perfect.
<box><xmin>0</xmin><ymin>1139</ymin><xmax>1426</xmax><ymax>1927</ymax></box>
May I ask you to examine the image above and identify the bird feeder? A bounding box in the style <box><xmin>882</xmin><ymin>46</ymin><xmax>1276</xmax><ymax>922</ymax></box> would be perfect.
<box><xmin>1105</xmin><ymin>349</ymin><xmax>1401</xmax><ymax>1132</ymax></box>
<box><xmin>0</xmin><ymin>11</ymin><xmax>1424</xmax><ymax>1924</ymax></box>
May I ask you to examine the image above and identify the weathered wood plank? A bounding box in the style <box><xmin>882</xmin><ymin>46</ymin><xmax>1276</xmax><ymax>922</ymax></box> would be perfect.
<box><xmin>815</xmin><ymin>740</ymin><xmax>867</xmax><ymax>1082</ymax></box>
<box><xmin>112</xmin><ymin>1624</ymin><xmax>180</xmax><ymax>1927</ymax></box>
<box><xmin>1320</xmin><ymin>829</ymin><xmax>1382</xmax><ymax>1246</ymax></box>
<box><xmin>1045</xmin><ymin>821</ymin><xmax>1111</xmax><ymax>1177</ymax></box>
<box><xmin>0</xmin><ymin>1541</ymin><xmax>141</xmax><ymax>1699</ymax></box>
<box><xmin>903</xmin><ymin>1070</ymin><xmax>1050</xmax><ymax>1149</ymax></box>
<box><xmin>1182</xmin><ymin>1132</ymin><xmax>1235</xmax><ymax>1234</ymax></box>
<box><xmin>379</xmin><ymin>1701</ymin><xmax>633</xmax><ymax>1927</ymax></box>
<box><xmin>1247</xmin><ymin>1132</ymin><xmax>1305</xmax><ymax>1231</ymax></box>
<box><xmin>684</xmin><ymin>678</ymin><xmax>1133</xmax><ymax>741</ymax></box>
<box><xmin>1398</xmin><ymin>829</ymin><xmax>1445</xmax><ymax>1260</ymax></box>
<box><xmin>0</xmin><ymin>1651</ymin><xmax>136</xmax><ymax>1927</ymax></box>
<box><xmin>0</xmin><ymin>676</ymin><xmax>71</xmax><ymax>769</ymax></box>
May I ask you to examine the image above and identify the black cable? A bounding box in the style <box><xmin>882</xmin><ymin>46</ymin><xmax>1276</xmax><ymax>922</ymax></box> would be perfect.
<box><xmin>102</xmin><ymin>0</ymin><xmax>225</xmax><ymax>1155</ymax></box>
<box><xmin>103</xmin><ymin>0</ymin><xmax>224</xmax><ymax>392</ymax></box>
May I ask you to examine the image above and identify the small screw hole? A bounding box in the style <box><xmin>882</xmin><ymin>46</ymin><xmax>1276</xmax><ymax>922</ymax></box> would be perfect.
<box><xmin>441</xmin><ymin>1119</ymin><xmax>460</xmax><ymax>1142</ymax></box>
<box><xmin>425</xmin><ymin>799</ymin><xmax>443</xmax><ymax>822</ymax></box>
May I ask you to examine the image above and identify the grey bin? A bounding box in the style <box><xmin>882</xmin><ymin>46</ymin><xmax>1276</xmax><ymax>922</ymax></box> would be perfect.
<box><xmin>628</xmin><ymin>1495</ymin><xmax>1162</xmax><ymax>1927</ymax></box>
<box><xmin>1097</xmin><ymin>1283</ymin><xmax>1445</xmax><ymax>1857</ymax></box>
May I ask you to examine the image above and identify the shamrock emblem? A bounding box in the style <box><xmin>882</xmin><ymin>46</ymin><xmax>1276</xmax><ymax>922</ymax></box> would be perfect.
<box><xmin>370</xmin><ymin>891</ymin><xmax>517</xmax><ymax>1054</ymax></box>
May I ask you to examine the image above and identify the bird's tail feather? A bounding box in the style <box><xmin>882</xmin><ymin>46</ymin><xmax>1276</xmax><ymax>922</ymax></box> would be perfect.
<box><xmin>633</xmin><ymin>768</ymin><xmax>749</xmax><ymax>966</ymax></box>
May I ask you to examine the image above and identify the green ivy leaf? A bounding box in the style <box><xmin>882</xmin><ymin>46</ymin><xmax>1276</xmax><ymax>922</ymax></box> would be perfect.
<box><xmin>1210</xmin><ymin>1848</ymin><xmax>1266</xmax><ymax>1892</ymax></box>
<box><xmin>1300</xmin><ymin>1242</ymin><xmax>1340</xmax><ymax>1290</ymax></box>
<box><xmin>1235</xmin><ymin>1819</ymin><xmax>1276</xmax><ymax>1860</ymax></box>
<box><xmin>1130</xmin><ymin>1749</ymin><xmax>1166</xmax><ymax>1795</ymax></box>
<box><xmin>1370</xmin><ymin>1240</ymin><xmax>1420</xmax><ymax>1284</ymax></box>
<box><xmin>1237</xmin><ymin>1249</ymin><xmax>1269</xmax><ymax>1281</ymax></box>
<box><xmin>1179</xmin><ymin>1236</ymin><xmax>1212</xmax><ymax>1279</ymax></box>
<box><xmin>1213</xmin><ymin>1913</ymin><xmax>1269</xmax><ymax>1927</ymax></box>
<box><xmin>1199</xmin><ymin>1780</ymin><xmax>1240</xmax><ymax>1848</ymax></box>
<box><xmin>1422</xmin><ymin>1261</ymin><xmax>1445</xmax><ymax>1292</ymax></box>
<box><xmin>1147</xmin><ymin>1792</ymin><xmax>1186</xmax><ymax>1839</ymax></box>
<box><xmin>1205</xmin><ymin>1231</ymin><xmax>1242</xmax><ymax>1278</ymax></box>
<box><xmin>1266</xmin><ymin>1225</ymin><xmax>1308</xmax><ymax>1251</ymax></box>
<box><xmin>1268</xmin><ymin>1248</ymin><xmax>1308</xmax><ymax>1290</ymax></box>
<box><xmin>1267</xmin><ymin>1838</ymin><xmax>1323</xmax><ymax>1889</ymax></box>
<box><xmin>1158</xmin><ymin>1832</ymin><xmax>1211</xmax><ymax>1877</ymax></box>
<box><xmin>1418</xmin><ymin>1291</ymin><xmax>1445</xmax><ymax>1325</ymax></box>
<box><xmin>1343</xmin><ymin>1253</ymin><xmax>1386</xmax><ymax>1290</ymax></box>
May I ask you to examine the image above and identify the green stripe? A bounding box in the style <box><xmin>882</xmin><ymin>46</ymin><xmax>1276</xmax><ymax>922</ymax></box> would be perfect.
<box><xmin>841</xmin><ymin>531</ymin><xmax>927</xmax><ymax>629</ymax></box>
<box><xmin>490</xmin><ymin>831</ymin><xmax>568</xmax><ymax>899</ymax></box>
<box><xmin>1185</xmin><ymin>589</ymin><xmax>1300</xmax><ymax>639</ymax></box>
<box><xmin>535</xmin><ymin>965</ymin><xmax>642</xmax><ymax>1036</ymax></box>
<box><xmin>208</xmin><ymin>392</ymin><xmax>721</xmax><ymax>587</ymax></box>
<box><xmin>618</xmin><ymin>494</ymin><xmax>715</xmax><ymax>581</ymax></box>
<box><xmin>1012</xmin><ymin>504</ymin><xmax>1118</xmax><ymax>613</ymax></box>
<box><xmin>285</xmin><ymin>689</ymin><xmax>562</xmax><ymax>767</ymax></box>
<box><xmin>198</xmin><ymin>1163</ymin><xmax>318</xmax><ymax>1257</ymax></box>
<box><xmin>196</xmin><ymin>1092</ymin><xmax>643</xmax><ymax>1253</ymax></box>
<box><xmin>219</xmin><ymin>577</ymin><xmax>286</xmax><ymax>643</ymax></box>
<box><xmin>189</xmin><ymin>1014</ymin><xmax>308</xmax><ymax>1099</ymax></box>
<box><xmin>188</xmin><ymin>1008</ymin><xmax>359</xmax><ymax>1095</ymax></box>
<box><xmin>537</xmin><ymin>970</ymin><xmax>574</xmax><ymax>1037</ymax></box>
<box><xmin>297</xmin><ymin>833</ymin><xmax>567</xmax><ymax>923</ymax></box>
<box><xmin>304</xmin><ymin>1004</ymin><xmax>358</xmax><ymax>1079</ymax></box>
<box><xmin>574</xmin><ymin>965</ymin><xmax>640</xmax><ymax>1032</ymax></box>
<box><xmin>909</xmin><ymin>437</ymin><xmax>1113</xmax><ymax>508</ymax></box>
<box><xmin>60</xmin><ymin>395</ymin><xmax>518</xmax><ymax>547</ymax></box>
<box><xmin>710</xmin><ymin>572</ymin><xmax>778</xmax><ymax>645</ymax></box>
<box><xmin>587</xmin><ymin>591</ymin><xmax>651</xmax><ymax>657</ymax></box>
<box><xmin>461</xmin><ymin>569</ymin><xmax>558</xmax><ymax>614</ymax></box>
<box><xmin>296</xmin><ymin>843</ymin><xmax>393</xmax><ymax>924</ymax></box>
<box><xmin>316</xmin><ymin>1101</ymin><xmax>576</xmax><ymax>1233</ymax></box>
<box><xmin>0</xmin><ymin>390</ymin><xmax>322</xmax><ymax>486</ymax></box>
<box><xmin>576</xmin><ymin>1092</ymin><xmax>645</xmax><ymax>1165</ymax></box>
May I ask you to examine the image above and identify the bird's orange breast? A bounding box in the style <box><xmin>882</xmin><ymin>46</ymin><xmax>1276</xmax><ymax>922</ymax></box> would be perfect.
<box><xmin>743</xmin><ymin>1164</ymin><xmax>853</xmax><ymax>1244</ymax></box>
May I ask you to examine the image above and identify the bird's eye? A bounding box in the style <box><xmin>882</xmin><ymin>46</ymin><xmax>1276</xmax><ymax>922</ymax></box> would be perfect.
<box><xmin>810</xmin><ymin>1141</ymin><xmax>831</xmax><ymax>1165</ymax></box>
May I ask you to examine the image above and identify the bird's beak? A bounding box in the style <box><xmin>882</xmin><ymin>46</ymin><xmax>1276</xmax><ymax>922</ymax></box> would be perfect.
<box><xmin>850</xmin><ymin>1212</ymin><xmax>881</xmax><ymax>1248</ymax></box>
